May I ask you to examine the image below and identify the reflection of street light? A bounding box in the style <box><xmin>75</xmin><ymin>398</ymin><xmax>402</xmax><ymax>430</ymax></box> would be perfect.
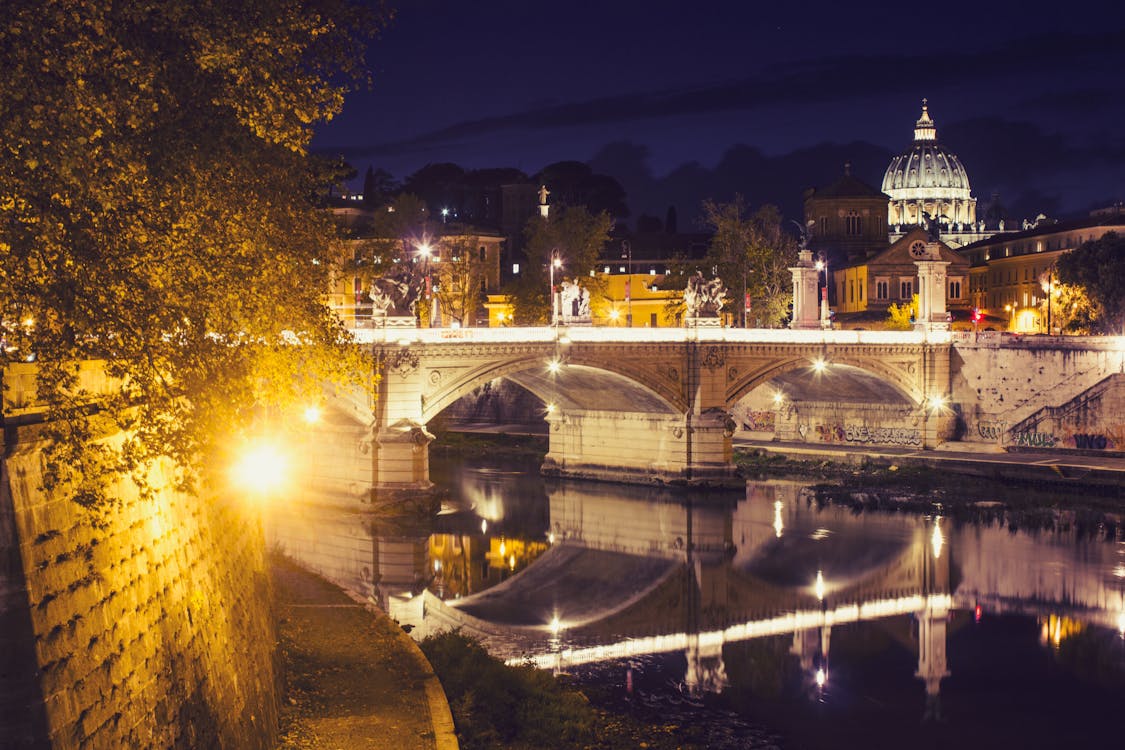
<box><xmin>549</xmin><ymin>249</ymin><xmax>562</xmax><ymax>326</ymax></box>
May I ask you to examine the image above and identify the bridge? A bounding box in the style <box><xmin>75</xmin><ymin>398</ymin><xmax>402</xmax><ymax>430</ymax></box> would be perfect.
<box><xmin>333</xmin><ymin>326</ymin><xmax>956</xmax><ymax>500</ymax></box>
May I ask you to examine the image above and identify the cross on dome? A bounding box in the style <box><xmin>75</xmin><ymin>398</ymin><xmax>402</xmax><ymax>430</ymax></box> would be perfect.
<box><xmin>914</xmin><ymin>99</ymin><xmax>936</xmax><ymax>142</ymax></box>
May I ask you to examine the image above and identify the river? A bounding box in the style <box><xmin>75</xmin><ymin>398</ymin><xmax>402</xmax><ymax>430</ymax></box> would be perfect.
<box><xmin>266</xmin><ymin>451</ymin><xmax>1125</xmax><ymax>749</ymax></box>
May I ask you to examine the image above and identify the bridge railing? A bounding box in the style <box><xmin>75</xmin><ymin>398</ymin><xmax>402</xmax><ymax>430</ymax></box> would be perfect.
<box><xmin>347</xmin><ymin>325</ymin><xmax>955</xmax><ymax>346</ymax></box>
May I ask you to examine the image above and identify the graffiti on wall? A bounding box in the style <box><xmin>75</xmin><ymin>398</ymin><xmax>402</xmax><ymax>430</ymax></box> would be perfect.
<box><xmin>810</xmin><ymin>422</ymin><xmax>921</xmax><ymax>446</ymax></box>
<box><xmin>815</xmin><ymin>423</ymin><xmax>845</xmax><ymax>443</ymax></box>
<box><xmin>844</xmin><ymin>425</ymin><xmax>922</xmax><ymax>447</ymax></box>
<box><xmin>1010</xmin><ymin>431</ymin><xmax>1056</xmax><ymax>448</ymax></box>
<box><xmin>976</xmin><ymin>422</ymin><xmax>1005</xmax><ymax>441</ymax></box>
<box><xmin>741</xmin><ymin>411</ymin><xmax>776</xmax><ymax>432</ymax></box>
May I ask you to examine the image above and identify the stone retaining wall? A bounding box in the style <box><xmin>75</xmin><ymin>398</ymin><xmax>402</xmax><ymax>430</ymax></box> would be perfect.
<box><xmin>0</xmin><ymin>438</ymin><xmax>279</xmax><ymax>749</ymax></box>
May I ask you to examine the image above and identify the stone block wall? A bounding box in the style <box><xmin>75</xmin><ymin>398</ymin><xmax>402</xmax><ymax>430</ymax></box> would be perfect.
<box><xmin>952</xmin><ymin>337</ymin><xmax>1125</xmax><ymax>446</ymax></box>
<box><xmin>0</xmin><ymin>443</ymin><xmax>279</xmax><ymax>749</ymax></box>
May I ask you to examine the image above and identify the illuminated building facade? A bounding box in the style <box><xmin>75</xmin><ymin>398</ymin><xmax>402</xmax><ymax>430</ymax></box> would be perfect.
<box><xmin>883</xmin><ymin>102</ymin><xmax>996</xmax><ymax>249</ymax></box>
<box><xmin>830</xmin><ymin>227</ymin><xmax>970</xmax><ymax>320</ymax></box>
<box><xmin>958</xmin><ymin>212</ymin><xmax>1125</xmax><ymax>332</ymax></box>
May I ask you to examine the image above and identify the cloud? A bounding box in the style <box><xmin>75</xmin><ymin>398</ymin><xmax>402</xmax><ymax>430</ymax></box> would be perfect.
<box><xmin>343</xmin><ymin>29</ymin><xmax>1125</xmax><ymax>159</ymax></box>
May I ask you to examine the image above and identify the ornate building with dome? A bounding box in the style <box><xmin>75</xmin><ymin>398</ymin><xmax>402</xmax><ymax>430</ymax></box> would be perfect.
<box><xmin>883</xmin><ymin>101</ymin><xmax>995</xmax><ymax>248</ymax></box>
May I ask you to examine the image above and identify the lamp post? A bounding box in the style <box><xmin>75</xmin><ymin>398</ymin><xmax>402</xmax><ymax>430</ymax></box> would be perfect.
<box><xmin>1046</xmin><ymin>272</ymin><xmax>1053</xmax><ymax>335</ymax></box>
<box><xmin>549</xmin><ymin>249</ymin><xmax>562</xmax><ymax>326</ymax></box>
<box><xmin>621</xmin><ymin>241</ymin><xmax>633</xmax><ymax>327</ymax></box>
<box><xmin>815</xmin><ymin>253</ymin><xmax>829</xmax><ymax>328</ymax></box>
<box><xmin>417</xmin><ymin>242</ymin><xmax>437</xmax><ymax>327</ymax></box>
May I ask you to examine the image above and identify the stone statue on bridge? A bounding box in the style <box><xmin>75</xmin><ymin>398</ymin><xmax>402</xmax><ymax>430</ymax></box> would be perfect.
<box><xmin>684</xmin><ymin>271</ymin><xmax>726</xmax><ymax>319</ymax></box>
<box><xmin>369</xmin><ymin>265</ymin><xmax>423</xmax><ymax>318</ymax></box>
<box><xmin>559</xmin><ymin>280</ymin><xmax>591</xmax><ymax>323</ymax></box>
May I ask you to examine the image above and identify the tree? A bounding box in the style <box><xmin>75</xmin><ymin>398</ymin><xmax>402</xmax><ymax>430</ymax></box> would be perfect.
<box><xmin>1056</xmin><ymin>232</ymin><xmax>1125</xmax><ymax>334</ymax></box>
<box><xmin>700</xmin><ymin>198</ymin><xmax>798</xmax><ymax>328</ymax></box>
<box><xmin>0</xmin><ymin>0</ymin><xmax>383</xmax><ymax>507</ymax></box>
<box><xmin>506</xmin><ymin>207</ymin><xmax>612</xmax><ymax>324</ymax></box>
<box><xmin>361</xmin><ymin>166</ymin><xmax>398</xmax><ymax>208</ymax></box>
<box><xmin>885</xmin><ymin>294</ymin><xmax>920</xmax><ymax>330</ymax></box>
<box><xmin>431</xmin><ymin>236</ymin><xmax>492</xmax><ymax>328</ymax></box>
<box><xmin>534</xmin><ymin>161</ymin><xmax>629</xmax><ymax>218</ymax></box>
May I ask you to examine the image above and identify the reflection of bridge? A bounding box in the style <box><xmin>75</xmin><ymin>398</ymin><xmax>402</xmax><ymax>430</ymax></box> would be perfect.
<box><xmin>418</xmin><ymin>480</ymin><xmax>1125</xmax><ymax>704</ymax></box>
<box><xmin>345</xmin><ymin>328</ymin><xmax>955</xmax><ymax>498</ymax></box>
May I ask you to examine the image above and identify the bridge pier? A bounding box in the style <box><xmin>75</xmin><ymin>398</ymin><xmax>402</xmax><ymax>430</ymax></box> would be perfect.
<box><xmin>370</xmin><ymin>347</ymin><xmax>435</xmax><ymax>503</ymax></box>
<box><xmin>541</xmin><ymin>408</ymin><xmax>736</xmax><ymax>486</ymax></box>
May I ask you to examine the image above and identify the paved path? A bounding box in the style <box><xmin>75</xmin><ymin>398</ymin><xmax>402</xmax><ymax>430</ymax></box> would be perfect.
<box><xmin>735</xmin><ymin>438</ymin><xmax>1125</xmax><ymax>483</ymax></box>
<box><xmin>272</xmin><ymin>557</ymin><xmax>458</xmax><ymax>750</ymax></box>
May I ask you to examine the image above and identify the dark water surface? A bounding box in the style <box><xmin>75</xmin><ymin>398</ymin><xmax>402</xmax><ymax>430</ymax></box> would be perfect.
<box><xmin>268</xmin><ymin>453</ymin><xmax>1125</xmax><ymax>749</ymax></box>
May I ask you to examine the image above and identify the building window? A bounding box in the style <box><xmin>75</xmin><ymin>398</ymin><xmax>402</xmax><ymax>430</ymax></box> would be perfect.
<box><xmin>845</xmin><ymin>212</ymin><xmax>862</xmax><ymax>236</ymax></box>
<box><xmin>479</xmin><ymin>246</ymin><xmax>486</xmax><ymax>261</ymax></box>
<box><xmin>859</xmin><ymin>280</ymin><xmax>864</xmax><ymax>301</ymax></box>
<box><xmin>875</xmin><ymin>279</ymin><xmax>889</xmax><ymax>300</ymax></box>
<box><xmin>848</xmin><ymin>280</ymin><xmax>854</xmax><ymax>302</ymax></box>
<box><xmin>949</xmin><ymin>279</ymin><xmax>962</xmax><ymax>299</ymax></box>
<box><xmin>900</xmin><ymin>279</ymin><xmax>913</xmax><ymax>299</ymax></box>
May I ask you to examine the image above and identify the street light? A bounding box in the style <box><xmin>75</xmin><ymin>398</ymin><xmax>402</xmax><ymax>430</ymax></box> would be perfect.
<box><xmin>815</xmin><ymin>253</ymin><xmax>829</xmax><ymax>327</ymax></box>
<box><xmin>621</xmin><ymin>241</ymin><xmax>632</xmax><ymax>327</ymax></box>
<box><xmin>1046</xmin><ymin>271</ymin><xmax>1054</xmax><ymax>335</ymax></box>
<box><xmin>549</xmin><ymin>249</ymin><xmax>562</xmax><ymax>326</ymax></box>
<box><xmin>417</xmin><ymin>242</ymin><xmax>438</xmax><ymax>327</ymax></box>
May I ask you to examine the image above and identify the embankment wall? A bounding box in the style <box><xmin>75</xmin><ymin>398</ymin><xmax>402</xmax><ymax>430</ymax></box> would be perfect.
<box><xmin>1</xmin><ymin>436</ymin><xmax>279</xmax><ymax>749</ymax></box>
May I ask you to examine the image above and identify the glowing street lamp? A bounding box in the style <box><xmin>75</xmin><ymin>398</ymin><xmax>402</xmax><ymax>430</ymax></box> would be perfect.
<box><xmin>231</xmin><ymin>440</ymin><xmax>287</xmax><ymax>496</ymax></box>
<box><xmin>417</xmin><ymin>242</ymin><xmax>438</xmax><ymax>327</ymax></box>
<box><xmin>816</xmin><ymin>252</ymin><xmax>829</xmax><ymax>327</ymax></box>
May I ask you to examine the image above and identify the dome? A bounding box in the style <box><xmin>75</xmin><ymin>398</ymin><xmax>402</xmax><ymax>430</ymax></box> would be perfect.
<box><xmin>881</xmin><ymin>102</ymin><xmax>972</xmax><ymax>200</ymax></box>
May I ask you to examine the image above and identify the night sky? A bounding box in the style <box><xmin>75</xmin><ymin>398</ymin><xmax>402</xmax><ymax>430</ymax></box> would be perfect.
<box><xmin>313</xmin><ymin>0</ymin><xmax>1125</xmax><ymax>226</ymax></box>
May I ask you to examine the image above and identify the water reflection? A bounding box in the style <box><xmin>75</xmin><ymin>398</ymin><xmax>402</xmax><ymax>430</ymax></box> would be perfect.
<box><xmin>268</xmin><ymin>458</ymin><xmax>1125</xmax><ymax>747</ymax></box>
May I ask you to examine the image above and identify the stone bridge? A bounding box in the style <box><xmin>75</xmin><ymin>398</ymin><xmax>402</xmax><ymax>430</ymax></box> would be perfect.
<box><xmin>347</xmin><ymin>327</ymin><xmax>956</xmax><ymax>498</ymax></box>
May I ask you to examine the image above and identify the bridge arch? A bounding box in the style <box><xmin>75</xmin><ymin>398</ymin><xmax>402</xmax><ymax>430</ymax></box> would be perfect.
<box><xmin>419</xmin><ymin>350</ymin><xmax>683</xmax><ymax>424</ymax></box>
<box><xmin>726</xmin><ymin>354</ymin><xmax>924</xmax><ymax>409</ymax></box>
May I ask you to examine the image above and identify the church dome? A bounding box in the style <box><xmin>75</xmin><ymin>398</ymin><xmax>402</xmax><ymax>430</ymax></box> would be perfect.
<box><xmin>881</xmin><ymin>102</ymin><xmax>971</xmax><ymax>200</ymax></box>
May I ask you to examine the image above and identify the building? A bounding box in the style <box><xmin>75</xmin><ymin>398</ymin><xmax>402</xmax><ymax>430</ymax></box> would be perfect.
<box><xmin>882</xmin><ymin>101</ymin><xmax>1000</xmax><ymax>249</ymax></box>
<box><xmin>804</xmin><ymin>163</ymin><xmax>891</xmax><ymax>269</ymax></box>
<box><xmin>329</xmin><ymin>228</ymin><xmax>504</xmax><ymax>328</ymax></box>
<box><xmin>958</xmin><ymin>212</ymin><xmax>1125</xmax><ymax>332</ymax></box>
<box><xmin>830</xmin><ymin>227</ymin><xmax>970</xmax><ymax>325</ymax></box>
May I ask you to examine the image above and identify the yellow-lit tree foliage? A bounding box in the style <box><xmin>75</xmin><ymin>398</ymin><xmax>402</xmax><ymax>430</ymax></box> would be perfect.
<box><xmin>885</xmin><ymin>294</ymin><xmax>919</xmax><ymax>331</ymax></box>
<box><xmin>0</xmin><ymin>0</ymin><xmax>385</xmax><ymax>507</ymax></box>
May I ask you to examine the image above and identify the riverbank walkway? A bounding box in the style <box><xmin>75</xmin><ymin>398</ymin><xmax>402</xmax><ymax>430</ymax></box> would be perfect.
<box><xmin>271</xmin><ymin>556</ymin><xmax>458</xmax><ymax>750</ymax></box>
<box><xmin>735</xmin><ymin>437</ymin><xmax>1125</xmax><ymax>486</ymax></box>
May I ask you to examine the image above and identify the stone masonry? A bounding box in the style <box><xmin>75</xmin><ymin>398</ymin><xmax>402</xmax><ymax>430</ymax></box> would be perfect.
<box><xmin>1</xmin><ymin>438</ymin><xmax>279</xmax><ymax>749</ymax></box>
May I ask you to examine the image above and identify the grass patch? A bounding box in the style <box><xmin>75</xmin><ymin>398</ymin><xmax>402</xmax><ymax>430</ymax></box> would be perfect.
<box><xmin>430</xmin><ymin>430</ymin><xmax>548</xmax><ymax>460</ymax></box>
<box><xmin>420</xmin><ymin>630</ymin><xmax>704</xmax><ymax>750</ymax></box>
